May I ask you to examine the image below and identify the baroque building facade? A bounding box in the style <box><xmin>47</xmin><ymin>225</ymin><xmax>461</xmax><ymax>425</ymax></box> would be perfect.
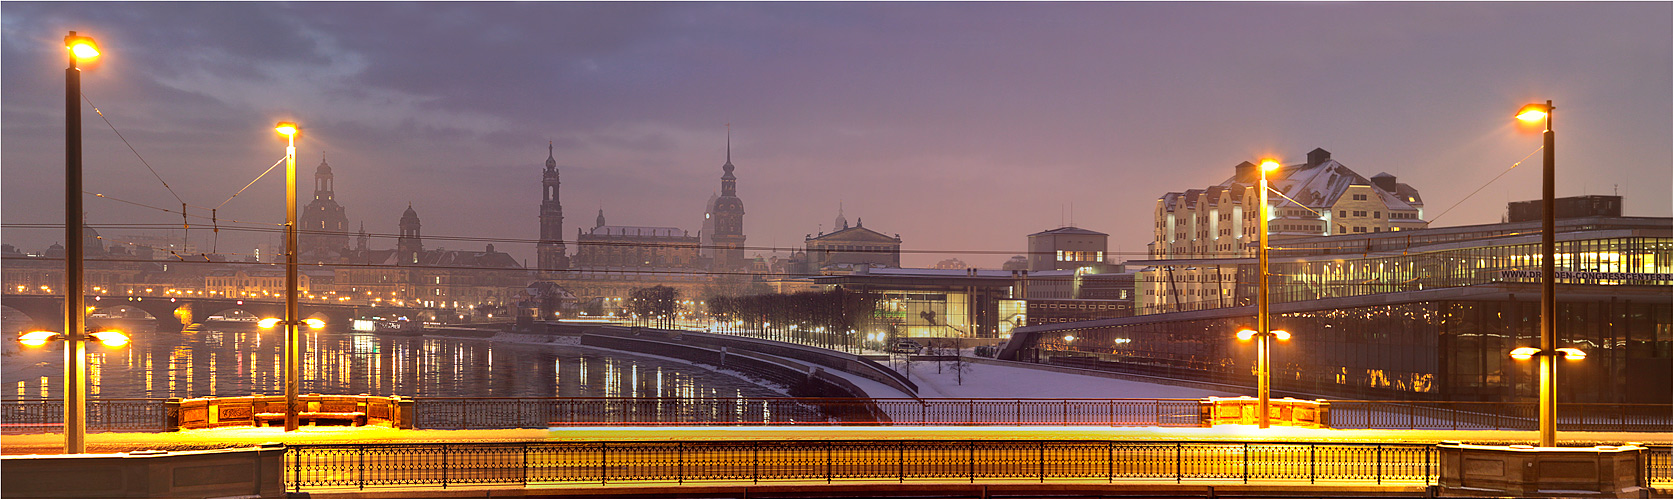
<box><xmin>298</xmin><ymin>155</ymin><xmax>350</xmax><ymax>263</ymax></box>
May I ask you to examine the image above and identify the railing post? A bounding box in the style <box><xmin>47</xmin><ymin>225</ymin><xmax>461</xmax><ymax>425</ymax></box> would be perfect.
<box><xmin>970</xmin><ymin>441</ymin><xmax>976</xmax><ymax>483</ymax></box>
<box><xmin>1426</xmin><ymin>445</ymin><xmax>1432</xmax><ymax>485</ymax></box>
<box><xmin>1376</xmin><ymin>445</ymin><xmax>1383</xmax><ymax>485</ymax></box>
<box><xmin>678</xmin><ymin>442</ymin><xmax>684</xmax><ymax>485</ymax></box>
<box><xmin>441</xmin><ymin>444</ymin><xmax>449</xmax><ymax>489</ymax></box>
<box><xmin>1038</xmin><ymin>441</ymin><xmax>1045</xmax><ymax>483</ymax></box>
<box><xmin>827</xmin><ymin>442</ymin><xmax>832</xmax><ymax>484</ymax></box>
<box><xmin>753</xmin><ymin>441</ymin><xmax>759</xmax><ymax>484</ymax></box>
<box><xmin>599</xmin><ymin>443</ymin><xmax>606</xmax><ymax>484</ymax></box>
<box><xmin>1176</xmin><ymin>442</ymin><xmax>1182</xmax><ymax>484</ymax></box>
<box><xmin>1242</xmin><ymin>443</ymin><xmax>1249</xmax><ymax>484</ymax></box>
<box><xmin>898</xmin><ymin>441</ymin><xmax>904</xmax><ymax>483</ymax></box>
<box><xmin>358</xmin><ymin>446</ymin><xmax>365</xmax><ymax>490</ymax></box>
<box><xmin>291</xmin><ymin>447</ymin><xmax>300</xmax><ymax>493</ymax></box>
<box><xmin>1107</xmin><ymin>441</ymin><xmax>1113</xmax><ymax>482</ymax></box>
<box><xmin>522</xmin><ymin>442</ymin><xmax>529</xmax><ymax>486</ymax></box>
<box><xmin>1310</xmin><ymin>444</ymin><xmax>1315</xmax><ymax>484</ymax></box>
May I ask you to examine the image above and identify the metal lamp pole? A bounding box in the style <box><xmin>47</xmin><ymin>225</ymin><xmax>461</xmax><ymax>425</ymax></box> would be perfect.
<box><xmin>1516</xmin><ymin>101</ymin><xmax>1558</xmax><ymax>446</ymax></box>
<box><xmin>1256</xmin><ymin>160</ymin><xmax>1275</xmax><ymax>429</ymax></box>
<box><xmin>63</xmin><ymin>31</ymin><xmax>99</xmax><ymax>454</ymax></box>
<box><xmin>277</xmin><ymin>122</ymin><xmax>300</xmax><ymax>431</ymax></box>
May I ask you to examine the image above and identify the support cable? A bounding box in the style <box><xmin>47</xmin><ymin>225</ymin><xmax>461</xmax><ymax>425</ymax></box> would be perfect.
<box><xmin>1429</xmin><ymin>146</ymin><xmax>1544</xmax><ymax>224</ymax></box>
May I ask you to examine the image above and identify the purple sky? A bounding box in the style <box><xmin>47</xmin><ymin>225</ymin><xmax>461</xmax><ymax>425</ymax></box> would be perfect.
<box><xmin>3</xmin><ymin>2</ymin><xmax>1669</xmax><ymax>268</ymax></box>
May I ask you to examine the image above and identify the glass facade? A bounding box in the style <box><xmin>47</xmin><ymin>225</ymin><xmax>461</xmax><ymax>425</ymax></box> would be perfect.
<box><xmin>1244</xmin><ymin>237</ymin><xmax>1672</xmax><ymax>305</ymax></box>
<box><xmin>1020</xmin><ymin>298</ymin><xmax>1671</xmax><ymax>403</ymax></box>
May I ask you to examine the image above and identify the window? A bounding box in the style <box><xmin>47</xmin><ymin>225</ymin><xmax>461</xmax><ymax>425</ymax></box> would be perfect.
<box><xmin>1373</xmin><ymin>211</ymin><xmax>1381</xmax><ymax>219</ymax></box>
<box><xmin>1353</xmin><ymin>194</ymin><xmax>1368</xmax><ymax>201</ymax></box>
<box><xmin>1339</xmin><ymin>210</ymin><xmax>1347</xmax><ymax>217</ymax></box>
<box><xmin>1354</xmin><ymin>226</ymin><xmax>1367</xmax><ymax>233</ymax></box>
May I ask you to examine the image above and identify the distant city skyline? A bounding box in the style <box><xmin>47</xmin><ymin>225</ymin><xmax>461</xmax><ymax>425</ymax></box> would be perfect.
<box><xmin>3</xmin><ymin>2</ymin><xmax>1668</xmax><ymax>268</ymax></box>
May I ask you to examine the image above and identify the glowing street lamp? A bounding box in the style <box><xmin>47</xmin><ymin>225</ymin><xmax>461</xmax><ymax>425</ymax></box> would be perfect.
<box><xmin>1241</xmin><ymin>158</ymin><xmax>1286</xmax><ymax>428</ymax></box>
<box><xmin>61</xmin><ymin>30</ymin><xmax>101</xmax><ymax>454</ymax></box>
<box><xmin>276</xmin><ymin>121</ymin><xmax>303</xmax><ymax>431</ymax></box>
<box><xmin>1515</xmin><ymin>100</ymin><xmax>1561</xmax><ymax>447</ymax></box>
<box><xmin>18</xmin><ymin>326</ymin><xmax>126</xmax><ymax>453</ymax></box>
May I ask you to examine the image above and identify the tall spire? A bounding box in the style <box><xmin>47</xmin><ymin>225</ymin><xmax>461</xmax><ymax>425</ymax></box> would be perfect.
<box><xmin>544</xmin><ymin>140</ymin><xmax>557</xmax><ymax>170</ymax></box>
<box><xmin>726</xmin><ymin>123</ymin><xmax>731</xmax><ymax>164</ymax></box>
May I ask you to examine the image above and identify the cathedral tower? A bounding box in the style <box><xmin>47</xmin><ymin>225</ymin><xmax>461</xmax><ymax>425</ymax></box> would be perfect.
<box><xmin>537</xmin><ymin>142</ymin><xmax>569</xmax><ymax>272</ymax></box>
<box><xmin>398</xmin><ymin>204</ymin><xmax>422</xmax><ymax>265</ymax></box>
<box><xmin>299</xmin><ymin>154</ymin><xmax>350</xmax><ymax>260</ymax></box>
<box><xmin>710</xmin><ymin>127</ymin><xmax>747</xmax><ymax>271</ymax></box>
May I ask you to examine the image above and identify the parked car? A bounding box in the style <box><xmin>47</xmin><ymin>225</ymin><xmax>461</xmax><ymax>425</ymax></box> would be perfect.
<box><xmin>891</xmin><ymin>340</ymin><xmax>923</xmax><ymax>354</ymax></box>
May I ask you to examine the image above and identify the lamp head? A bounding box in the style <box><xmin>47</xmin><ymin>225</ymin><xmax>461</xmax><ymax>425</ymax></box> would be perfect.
<box><xmin>91</xmin><ymin>330</ymin><xmax>129</xmax><ymax>348</ymax></box>
<box><xmin>1509</xmin><ymin>346</ymin><xmax>1540</xmax><ymax>361</ymax></box>
<box><xmin>1063</xmin><ymin>335</ymin><xmax>1076</xmax><ymax>342</ymax></box>
<box><xmin>275</xmin><ymin>122</ymin><xmax>297</xmax><ymax>138</ymax></box>
<box><xmin>1516</xmin><ymin>103</ymin><xmax>1550</xmax><ymax>124</ymax></box>
<box><xmin>1259</xmin><ymin>159</ymin><xmax>1282</xmax><ymax>172</ymax></box>
<box><xmin>304</xmin><ymin>318</ymin><xmax>326</xmax><ymax>329</ymax></box>
<box><xmin>257</xmin><ymin>318</ymin><xmax>282</xmax><ymax>329</ymax></box>
<box><xmin>65</xmin><ymin>32</ymin><xmax>99</xmax><ymax>61</ymax></box>
<box><xmin>1236</xmin><ymin>329</ymin><xmax>1257</xmax><ymax>341</ymax></box>
<box><xmin>1272</xmin><ymin>330</ymin><xmax>1291</xmax><ymax>341</ymax></box>
<box><xmin>19</xmin><ymin>331</ymin><xmax>59</xmax><ymax>347</ymax></box>
<box><xmin>1556</xmin><ymin>347</ymin><xmax>1586</xmax><ymax>361</ymax></box>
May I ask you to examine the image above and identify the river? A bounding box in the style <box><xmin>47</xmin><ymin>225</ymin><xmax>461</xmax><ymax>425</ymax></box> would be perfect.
<box><xmin>1</xmin><ymin>322</ymin><xmax>786</xmax><ymax>401</ymax></box>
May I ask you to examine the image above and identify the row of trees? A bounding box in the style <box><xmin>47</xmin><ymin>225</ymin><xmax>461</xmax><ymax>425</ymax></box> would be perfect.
<box><xmin>627</xmin><ymin>285</ymin><xmax>679</xmax><ymax>329</ymax></box>
<box><xmin>706</xmin><ymin>288</ymin><xmax>881</xmax><ymax>353</ymax></box>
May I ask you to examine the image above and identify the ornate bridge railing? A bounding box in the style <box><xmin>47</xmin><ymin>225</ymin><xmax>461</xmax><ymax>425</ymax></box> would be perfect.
<box><xmin>284</xmin><ymin>440</ymin><xmax>1447</xmax><ymax>492</ymax></box>
<box><xmin>4</xmin><ymin>398</ymin><xmax>1669</xmax><ymax>432</ymax></box>
<box><xmin>1326</xmin><ymin>401</ymin><xmax>1672</xmax><ymax>432</ymax></box>
<box><xmin>1</xmin><ymin>398</ymin><xmax>168</xmax><ymax>432</ymax></box>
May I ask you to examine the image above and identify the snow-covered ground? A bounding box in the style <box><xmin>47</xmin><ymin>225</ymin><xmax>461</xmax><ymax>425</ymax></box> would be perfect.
<box><xmin>897</xmin><ymin>358</ymin><xmax>1232</xmax><ymax>399</ymax></box>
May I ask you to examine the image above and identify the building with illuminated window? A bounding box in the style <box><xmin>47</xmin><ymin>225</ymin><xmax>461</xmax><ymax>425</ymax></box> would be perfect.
<box><xmin>1027</xmin><ymin>226</ymin><xmax>1108</xmax><ymax>272</ymax></box>
<box><xmin>1152</xmin><ymin>148</ymin><xmax>1427</xmax><ymax>262</ymax></box>
<box><xmin>1004</xmin><ymin>215</ymin><xmax>1671</xmax><ymax>403</ymax></box>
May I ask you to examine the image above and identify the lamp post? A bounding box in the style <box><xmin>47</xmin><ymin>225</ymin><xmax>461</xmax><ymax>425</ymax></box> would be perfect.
<box><xmin>276</xmin><ymin>122</ymin><xmax>300</xmax><ymax>431</ymax></box>
<box><xmin>62</xmin><ymin>30</ymin><xmax>100</xmax><ymax>454</ymax></box>
<box><xmin>19</xmin><ymin>327</ymin><xmax>126</xmax><ymax>454</ymax></box>
<box><xmin>1251</xmin><ymin>159</ymin><xmax>1284</xmax><ymax>428</ymax></box>
<box><xmin>1515</xmin><ymin>101</ymin><xmax>1559</xmax><ymax>447</ymax></box>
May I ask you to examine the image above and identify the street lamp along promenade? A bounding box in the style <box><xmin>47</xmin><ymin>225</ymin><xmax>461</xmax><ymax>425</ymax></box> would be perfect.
<box><xmin>17</xmin><ymin>328</ymin><xmax>129</xmax><ymax>453</ymax></box>
<box><xmin>1241</xmin><ymin>158</ymin><xmax>1286</xmax><ymax>429</ymax></box>
<box><xmin>61</xmin><ymin>30</ymin><xmax>101</xmax><ymax>454</ymax></box>
<box><xmin>276</xmin><ymin>121</ymin><xmax>305</xmax><ymax>431</ymax></box>
<box><xmin>1513</xmin><ymin>101</ymin><xmax>1569</xmax><ymax>447</ymax></box>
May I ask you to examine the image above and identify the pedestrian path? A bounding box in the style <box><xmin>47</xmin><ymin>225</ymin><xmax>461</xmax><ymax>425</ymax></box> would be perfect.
<box><xmin>3</xmin><ymin>424</ymin><xmax>1664</xmax><ymax>456</ymax></box>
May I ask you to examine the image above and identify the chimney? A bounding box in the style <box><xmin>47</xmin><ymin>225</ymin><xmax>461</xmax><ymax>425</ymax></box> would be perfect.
<box><xmin>1371</xmin><ymin>172</ymin><xmax>1398</xmax><ymax>192</ymax></box>
<box><xmin>1306</xmin><ymin>148</ymin><xmax>1331</xmax><ymax>167</ymax></box>
<box><xmin>1234</xmin><ymin>161</ymin><xmax>1257</xmax><ymax>183</ymax></box>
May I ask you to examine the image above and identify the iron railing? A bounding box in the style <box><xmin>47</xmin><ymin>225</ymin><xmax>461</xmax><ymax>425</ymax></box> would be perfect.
<box><xmin>0</xmin><ymin>398</ymin><xmax>169</xmax><ymax>432</ymax></box>
<box><xmin>4</xmin><ymin>397</ymin><xmax>1670</xmax><ymax>432</ymax></box>
<box><xmin>284</xmin><ymin>440</ymin><xmax>1443</xmax><ymax>491</ymax></box>
<box><xmin>1327</xmin><ymin>401</ymin><xmax>1673</xmax><ymax>432</ymax></box>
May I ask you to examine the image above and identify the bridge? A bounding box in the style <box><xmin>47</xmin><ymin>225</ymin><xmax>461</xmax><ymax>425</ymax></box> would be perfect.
<box><xmin>2</xmin><ymin>293</ymin><xmax>364</xmax><ymax>332</ymax></box>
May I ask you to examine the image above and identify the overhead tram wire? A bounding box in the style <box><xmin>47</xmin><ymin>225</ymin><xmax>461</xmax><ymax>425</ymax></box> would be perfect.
<box><xmin>1427</xmin><ymin>146</ymin><xmax>1544</xmax><ymax>224</ymax></box>
<box><xmin>8</xmin><ymin>217</ymin><xmax>1398</xmax><ymax>262</ymax></box>
<box><xmin>83</xmin><ymin>92</ymin><xmax>203</xmax><ymax>248</ymax></box>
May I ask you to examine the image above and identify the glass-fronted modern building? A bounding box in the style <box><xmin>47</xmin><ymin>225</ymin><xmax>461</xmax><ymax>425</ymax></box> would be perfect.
<box><xmin>1003</xmin><ymin>217</ymin><xmax>1672</xmax><ymax>403</ymax></box>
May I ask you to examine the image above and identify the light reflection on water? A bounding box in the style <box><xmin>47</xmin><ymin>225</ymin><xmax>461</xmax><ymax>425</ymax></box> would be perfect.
<box><xmin>1</xmin><ymin>324</ymin><xmax>783</xmax><ymax>400</ymax></box>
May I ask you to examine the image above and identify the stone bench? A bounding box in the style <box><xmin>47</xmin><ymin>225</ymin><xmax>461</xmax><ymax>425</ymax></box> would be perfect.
<box><xmin>253</xmin><ymin>412</ymin><xmax>367</xmax><ymax>427</ymax></box>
